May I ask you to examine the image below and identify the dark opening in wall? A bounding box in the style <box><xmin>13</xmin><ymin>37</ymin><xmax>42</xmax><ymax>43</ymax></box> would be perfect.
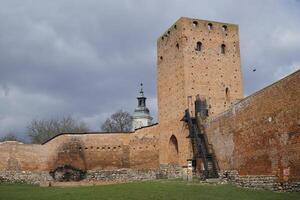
<box><xmin>50</xmin><ymin>165</ymin><xmax>86</xmax><ymax>182</ymax></box>
<box><xmin>192</xmin><ymin>21</ymin><xmax>198</xmax><ymax>27</ymax></box>
<box><xmin>174</xmin><ymin>25</ymin><xmax>177</xmax><ymax>29</ymax></box>
<box><xmin>195</xmin><ymin>41</ymin><xmax>202</xmax><ymax>51</ymax></box>
<box><xmin>225</xmin><ymin>87</ymin><xmax>230</xmax><ymax>101</ymax></box>
<box><xmin>161</xmin><ymin>36</ymin><xmax>164</xmax><ymax>40</ymax></box>
<box><xmin>176</xmin><ymin>43</ymin><xmax>179</xmax><ymax>49</ymax></box>
<box><xmin>221</xmin><ymin>44</ymin><xmax>226</xmax><ymax>54</ymax></box>
<box><xmin>160</xmin><ymin>56</ymin><xmax>163</xmax><ymax>60</ymax></box>
<box><xmin>208</xmin><ymin>23</ymin><xmax>213</xmax><ymax>30</ymax></box>
<box><xmin>222</xmin><ymin>25</ymin><xmax>227</xmax><ymax>32</ymax></box>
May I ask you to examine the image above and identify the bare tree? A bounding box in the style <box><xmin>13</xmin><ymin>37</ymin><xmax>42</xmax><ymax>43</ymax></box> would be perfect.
<box><xmin>101</xmin><ymin>110</ymin><xmax>132</xmax><ymax>132</ymax></box>
<box><xmin>0</xmin><ymin>133</ymin><xmax>18</xmax><ymax>142</ymax></box>
<box><xmin>27</xmin><ymin>115</ymin><xmax>89</xmax><ymax>144</ymax></box>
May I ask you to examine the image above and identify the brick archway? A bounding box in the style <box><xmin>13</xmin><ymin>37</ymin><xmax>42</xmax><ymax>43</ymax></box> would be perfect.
<box><xmin>168</xmin><ymin>135</ymin><xmax>179</xmax><ymax>165</ymax></box>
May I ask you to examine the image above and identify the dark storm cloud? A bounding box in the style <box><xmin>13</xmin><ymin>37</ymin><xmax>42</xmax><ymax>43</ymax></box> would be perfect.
<box><xmin>0</xmin><ymin>0</ymin><xmax>299</xmax><ymax>137</ymax></box>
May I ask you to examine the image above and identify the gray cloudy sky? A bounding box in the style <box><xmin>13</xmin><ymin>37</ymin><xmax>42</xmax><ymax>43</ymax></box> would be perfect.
<box><xmin>0</xmin><ymin>0</ymin><xmax>299</xmax><ymax>139</ymax></box>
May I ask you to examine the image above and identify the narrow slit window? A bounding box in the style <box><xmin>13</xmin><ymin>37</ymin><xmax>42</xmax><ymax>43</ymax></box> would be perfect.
<box><xmin>225</xmin><ymin>87</ymin><xmax>230</xmax><ymax>101</ymax></box>
<box><xmin>221</xmin><ymin>44</ymin><xmax>226</xmax><ymax>54</ymax></box>
<box><xmin>195</xmin><ymin>41</ymin><xmax>202</xmax><ymax>51</ymax></box>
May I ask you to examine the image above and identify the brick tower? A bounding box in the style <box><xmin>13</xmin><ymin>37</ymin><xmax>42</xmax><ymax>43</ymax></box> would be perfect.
<box><xmin>157</xmin><ymin>17</ymin><xmax>243</xmax><ymax>123</ymax></box>
<box><xmin>157</xmin><ymin>17</ymin><xmax>244</xmax><ymax>166</ymax></box>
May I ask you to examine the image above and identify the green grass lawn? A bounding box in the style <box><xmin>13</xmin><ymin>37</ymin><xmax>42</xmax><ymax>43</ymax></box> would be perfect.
<box><xmin>0</xmin><ymin>181</ymin><xmax>299</xmax><ymax>200</ymax></box>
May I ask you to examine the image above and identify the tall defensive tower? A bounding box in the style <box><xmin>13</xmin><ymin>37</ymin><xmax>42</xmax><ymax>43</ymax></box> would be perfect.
<box><xmin>157</xmin><ymin>17</ymin><xmax>244</xmax><ymax>165</ymax></box>
<box><xmin>157</xmin><ymin>17</ymin><xmax>243</xmax><ymax>124</ymax></box>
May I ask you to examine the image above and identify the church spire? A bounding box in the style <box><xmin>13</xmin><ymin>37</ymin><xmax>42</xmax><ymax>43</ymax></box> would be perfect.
<box><xmin>137</xmin><ymin>83</ymin><xmax>146</xmax><ymax>107</ymax></box>
<box><xmin>139</xmin><ymin>83</ymin><xmax>144</xmax><ymax>97</ymax></box>
<box><xmin>132</xmin><ymin>83</ymin><xmax>152</xmax><ymax>130</ymax></box>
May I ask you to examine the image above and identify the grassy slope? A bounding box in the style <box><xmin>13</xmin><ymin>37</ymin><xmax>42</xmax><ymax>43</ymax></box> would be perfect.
<box><xmin>0</xmin><ymin>181</ymin><xmax>299</xmax><ymax>200</ymax></box>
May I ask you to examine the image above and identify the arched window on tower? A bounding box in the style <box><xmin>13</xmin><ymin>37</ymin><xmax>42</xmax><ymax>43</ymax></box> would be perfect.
<box><xmin>192</xmin><ymin>21</ymin><xmax>198</xmax><ymax>27</ymax></box>
<box><xmin>195</xmin><ymin>41</ymin><xmax>202</xmax><ymax>51</ymax></box>
<box><xmin>208</xmin><ymin>23</ymin><xmax>213</xmax><ymax>30</ymax></box>
<box><xmin>222</xmin><ymin>25</ymin><xmax>227</xmax><ymax>32</ymax></box>
<box><xmin>221</xmin><ymin>44</ymin><xmax>226</xmax><ymax>54</ymax></box>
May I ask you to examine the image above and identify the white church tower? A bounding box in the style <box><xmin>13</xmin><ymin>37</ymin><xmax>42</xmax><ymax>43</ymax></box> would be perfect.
<box><xmin>132</xmin><ymin>83</ymin><xmax>152</xmax><ymax>130</ymax></box>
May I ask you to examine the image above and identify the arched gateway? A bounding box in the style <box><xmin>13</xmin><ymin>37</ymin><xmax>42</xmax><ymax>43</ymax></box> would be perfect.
<box><xmin>168</xmin><ymin>135</ymin><xmax>179</xmax><ymax>165</ymax></box>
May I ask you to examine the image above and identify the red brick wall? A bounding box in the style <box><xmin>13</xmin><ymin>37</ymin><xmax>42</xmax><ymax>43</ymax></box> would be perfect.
<box><xmin>206</xmin><ymin>70</ymin><xmax>300</xmax><ymax>181</ymax></box>
<box><xmin>129</xmin><ymin>125</ymin><xmax>159</xmax><ymax>169</ymax></box>
<box><xmin>0</xmin><ymin>129</ymin><xmax>160</xmax><ymax>172</ymax></box>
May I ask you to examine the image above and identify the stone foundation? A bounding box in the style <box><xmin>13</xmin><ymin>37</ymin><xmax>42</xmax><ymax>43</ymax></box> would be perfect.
<box><xmin>157</xmin><ymin>164</ymin><xmax>183</xmax><ymax>179</ymax></box>
<box><xmin>0</xmin><ymin>166</ymin><xmax>182</xmax><ymax>185</ymax></box>
<box><xmin>0</xmin><ymin>171</ymin><xmax>52</xmax><ymax>185</ymax></box>
<box><xmin>1</xmin><ymin>169</ymin><xmax>299</xmax><ymax>192</ymax></box>
<box><xmin>86</xmin><ymin>169</ymin><xmax>159</xmax><ymax>182</ymax></box>
<box><xmin>219</xmin><ymin>170</ymin><xmax>300</xmax><ymax>192</ymax></box>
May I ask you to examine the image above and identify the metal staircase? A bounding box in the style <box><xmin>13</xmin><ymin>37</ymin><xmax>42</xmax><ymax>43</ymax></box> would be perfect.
<box><xmin>183</xmin><ymin>96</ymin><xmax>219</xmax><ymax>179</ymax></box>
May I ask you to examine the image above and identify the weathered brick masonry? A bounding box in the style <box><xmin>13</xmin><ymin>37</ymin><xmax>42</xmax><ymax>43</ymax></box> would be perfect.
<box><xmin>0</xmin><ymin>17</ymin><xmax>299</xmax><ymax>191</ymax></box>
<box><xmin>206</xmin><ymin>70</ymin><xmax>300</xmax><ymax>183</ymax></box>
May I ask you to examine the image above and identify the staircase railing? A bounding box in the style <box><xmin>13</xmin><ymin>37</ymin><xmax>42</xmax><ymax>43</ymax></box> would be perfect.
<box><xmin>183</xmin><ymin>96</ymin><xmax>219</xmax><ymax>178</ymax></box>
<box><xmin>184</xmin><ymin>109</ymin><xmax>210</xmax><ymax>178</ymax></box>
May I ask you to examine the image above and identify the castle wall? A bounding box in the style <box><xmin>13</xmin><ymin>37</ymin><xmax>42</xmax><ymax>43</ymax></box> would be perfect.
<box><xmin>205</xmin><ymin>70</ymin><xmax>300</xmax><ymax>182</ymax></box>
<box><xmin>0</xmin><ymin>133</ymin><xmax>131</xmax><ymax>171</ymax></box>
<box><xmin>0</xmin><ymin>142</ymin><xmax>47</xmax><ymax>171</ymax></box>
<box><xmin>0</xmin><ymin>127</ymin><xmax>161</xmax><ymax>172</ymax></box>
<box><xmin>129</xmin><ymin>125</ymin><xmax>159</xmax><ymax>169</ymax></box>
<box><xmin>44</xmin><ymin>133</ymin><xmax>131</xmax><ymax>171</ymax></box>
